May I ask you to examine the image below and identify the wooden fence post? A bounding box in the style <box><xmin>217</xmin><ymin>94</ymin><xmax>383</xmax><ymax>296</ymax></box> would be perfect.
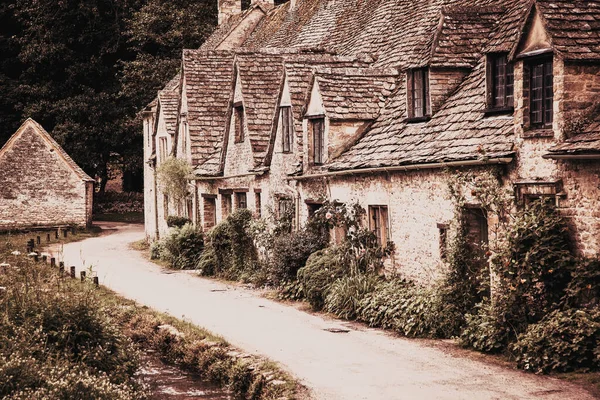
<box><xmin>50</xmin><ymin>258</ymin><xmax>56</xmax><ymax>268</ymax></box>
<box><xmin>70</xmin><ymin>266</ymin><xmax>76</xmax><ymax>279</ymax></box>
<box><xmin>80</xmin><ymin>271</ymin><xmax>86</xmax><ymax>282</ymax></box>
<box><xmin>93</xmin><ymin>276</ymin><xmax>99</xmax><ymax>287</ymax></box>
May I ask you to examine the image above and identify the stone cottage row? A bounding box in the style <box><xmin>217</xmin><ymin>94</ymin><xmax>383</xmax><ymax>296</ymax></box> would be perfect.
<box><xmin>143</xmin><ymin>0</ymin><xmax>600</xmax><ymax>283</ymax></box>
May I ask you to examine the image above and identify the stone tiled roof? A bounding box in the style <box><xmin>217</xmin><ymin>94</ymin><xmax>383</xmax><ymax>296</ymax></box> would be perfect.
<box><xmin>182</xmin><ymin>50</ymin><xmax>235</xmax><ymax>175</ymax></box>
<box><xmin>1</xmin><ymin>119</ymin><xmax>94</xmax><ymax>182</ymax></box>
<box><xmin>239</xmin><ymin>0</ymin><xmax>513</xmax><ymax>69</ymax></box>
<box><xmin>158</xmin><ymin>89</ymin><xmax>179</xmax><ymax>137</ymax></box>
<box><xmin>547</xmin><ymin>114</ymin><xmax>600</xmax><ymax>156</ymax></box>
<box><xmin>313</xmin><ymin>68</ymin><xmax>398</xmax><ymax>121</ymax></box>
<box><xmin>535</xmin><ymin>0</ymin><xmax>600</xmax><ymax>61</ymax></box>
<box><xmin>329</xmin><ymin>58</ymin><xmax>515</xmax><ymax>170</ymax></box>
<box><xmin>484</xmin><ymin>0</ymin><xmax>531</xmax><ymax>53</ymax></box>
<box><xmin>430</xmin><ymin>6</ymin><xmax>504</xmax><ymax>68</ymax></box>
<box><xmin>235</xmin><ymin>52</ymin><xmax>286</xmax><ymax>167</ymax></box>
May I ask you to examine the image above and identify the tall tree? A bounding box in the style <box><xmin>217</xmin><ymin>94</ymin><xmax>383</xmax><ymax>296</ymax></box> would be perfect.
<box><xmin>0</xmin><ymin>0</ymin><xmax>216</xmax><ymax>193</ymax></box>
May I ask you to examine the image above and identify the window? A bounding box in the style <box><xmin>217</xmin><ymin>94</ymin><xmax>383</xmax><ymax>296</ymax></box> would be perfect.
<box><xmin>163</xmin><ymin>194</ymin><xmax>169</xmax><ymax>221</ymax></box>
<box><xmin>487</xmin><ymin>54</ymin><xmax>514</xmax><ymax>110</ymax></box>
<box><xmin>311</xmin><ymin>118</ymin><xmax>325</xmax><ymax>165</ymax></box>
<box><xmin>159</xmin><ymin>137</ymin><xmax>168</xmax><ymax>161</ymax></box>
<box><xmin>278</xmin><ymin>198</ymin><xmax>294</xmax><ymax>219</ymax></box>
<box><xmin>235</xmin><ymin>192</ymin><xmax>247</xmax><ymax>209</ymax></box>
<box><xmin>234</xmin><ymin>104</ymin><xmax>244</xmax><ymax>143</ymax></box>
<box><xmin>369</xmin><ymin>206</ymin><xmax>389</xmax><ymax>246</ymax></box>
<box><xmin>255</xmin><ymin>192</ymin><xmax>261</xmax><ymax>217</ymax></box>
<box><xmin>464</xmin><ymin>207</ymin><xmax>488</xmax><ymax>254</ymax></box>
<box><xmin>241</xmin><ymin>0</ymin><xmax>251</xmax><ymax>10</ymax></box>
<box><xmin>281</xmin><ymin>106</ymin><xmax>293</xmax><ymax>153</ymax></box>
<box><xmin>186</xmin><ymin>199</ymin><xmax>193</xmax><ymax>220</ymax></box>
<box><xmin>203</xmin><ymin>196</ymin><xmax>217</xmax><ymax>230</ymax></box>
<box><xmin>438</xmin><ymin>223</ymin><xmax>449</xmax><ymax>260</ymax></box>
<box><xmin>222</xmin><ymin>194</ymin><xmax>232</xmax><ymax>219</ymax></box>
<box><xmin>407</xmin><ymin>68</ymin><xmax>430</xmax><ymax>120</ymax></box>
<box><xmin>529</xmin><ymin>58</ymin><xmax>553</xmax><ymax>128</ymax></box>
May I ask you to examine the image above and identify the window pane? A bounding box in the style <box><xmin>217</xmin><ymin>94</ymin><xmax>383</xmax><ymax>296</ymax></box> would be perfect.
<box><xmin>282</xmin><ymin>107</ymin><xmax>291</xmax><ymax>152</ymax></box>
<box><xmin>312</xmin><ymin>119</ymin><xmax>324</xmax><ymax>164</ymax></box>
<box><xmin>235</xmin><ymin>106</ymin><xmax>244</xmax><ymax>142</ymax></box>
<box><xmin>413</xmin><ymin>70</ymin><xmax>423</xmax><ymax>118</ymax></box>
<box><xmin>544</xmin><ymin>61</ymin><xmax>554</xmax><ymax>125</ymax></box>
<box><xmin>506</xmin><ymin>62</ymin><xmax>514</xmax><ymax>107</ymax></box>
<box><xmin>494</xmin><ymin>56</ymin><xmax>506</xmax><ymax>107</ymax></box>
<box><xmin>530</xmin><ymin>64</ymin><xmax>544</xmax><ymax>125</ymax></box>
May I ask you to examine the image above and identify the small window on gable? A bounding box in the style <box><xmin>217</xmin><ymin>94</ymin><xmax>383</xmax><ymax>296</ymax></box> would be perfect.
<box><xmin>311</xmin><ymin>118</ymin><xmax>325</xmax><ymax>165</ymax></box>
<box><xmin>241</xmin><ymin>0</ymin><xmax>251</xmax><ymax>10</ymax></box>
<box><xmin>234</xmin><ymin>104</ymin><xmax>244</xmax><ymax>143</ymax></box>
<box><xmin>281</xmin><ymin>106</ymin><xmax>293</xmax><ymax>153</ymax></box>
<box><xmin>486</xmin><ymin>54</ymin><xmax>514</xmax><ymax>111</ymax></box>
<box><xmin>407</xmin><ymin>68</ymin><xmax>430</xmax><ymax>121</ymax></box>
<box><xmin>369</xmin><ymin>205</ymin><xmax>389</xmax><ymax>246</ymax></box>
<box><xmin>159</xmin><ymin>137</ymin><xmax>169</xmax><ymax>161</ymax></box>
<box><xmin>529</xmin><ymin>58</ymin><xmax>553</xmax><ymax>129</ymax></box>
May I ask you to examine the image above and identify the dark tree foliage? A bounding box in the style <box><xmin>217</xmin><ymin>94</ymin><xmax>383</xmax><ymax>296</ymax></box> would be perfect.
<box><xmin>0</xmin><ymin>0</ymin><xmax>216</xmax><ymax>192</ymax></box>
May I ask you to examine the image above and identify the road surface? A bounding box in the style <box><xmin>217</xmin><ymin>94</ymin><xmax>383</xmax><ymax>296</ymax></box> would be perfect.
<box><xmin>54</xmin><ymin>222</ymin><xmax>596</xmax><ymax>400</ymax></box>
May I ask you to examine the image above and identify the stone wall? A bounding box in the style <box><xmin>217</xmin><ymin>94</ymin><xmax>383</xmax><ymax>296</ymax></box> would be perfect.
<box><xmin>562</xmin><ymin>62</ymin><xmax>600</xmax><ymax>135</ymax></box>
<box><xmin>0</xmin><ymin>126</ymin><xmax>89</xmax><ymax>230</ymax></box>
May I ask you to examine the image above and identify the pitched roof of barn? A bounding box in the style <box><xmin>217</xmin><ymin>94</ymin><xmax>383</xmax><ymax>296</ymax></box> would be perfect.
<box><xmin>0</xmin><ymin>119</ymin><xmax>94</xmax><ymax>182</ymax></box>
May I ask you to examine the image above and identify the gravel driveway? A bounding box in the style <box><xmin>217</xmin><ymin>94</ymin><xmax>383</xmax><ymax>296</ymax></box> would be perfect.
<box><xmin>54</xmin><ymin>222</ymin><xmax>596</xmax><ymax>400</ymax></box>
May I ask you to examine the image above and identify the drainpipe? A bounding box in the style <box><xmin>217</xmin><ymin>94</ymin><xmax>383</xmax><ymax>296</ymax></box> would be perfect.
<box><xmin>153</xmin><ymin>168</ymin><xmax>160</xmax><ymax>240</ymax></box>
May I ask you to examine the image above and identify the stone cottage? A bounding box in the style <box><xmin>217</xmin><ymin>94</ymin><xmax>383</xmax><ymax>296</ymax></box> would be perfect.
<box><xmin>144</xmin><ymin>0</ymin><xmax>600</xmax><ymax>283</ymax></box>
<box><xmin>0</xmin><ymin>119</ymin><xmax>94</xmax><ymax>230</ymax></box>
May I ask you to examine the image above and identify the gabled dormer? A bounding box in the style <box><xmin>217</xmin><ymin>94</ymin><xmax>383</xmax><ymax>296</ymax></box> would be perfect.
<box><xmin>223</xmin><ymin>66</ymin><xmax>254</xmax><ymax>176</ymax></box>
<box><xmin>304</xmin><ymin>77</ymin><xmax>328</xmax><ymax>167</ymax></box>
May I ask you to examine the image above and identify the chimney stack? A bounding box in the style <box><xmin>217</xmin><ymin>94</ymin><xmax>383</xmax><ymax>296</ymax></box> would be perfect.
<box><xmin>218</xmin><ymin>0</ymin><xmax>241</xmax><ymax>25</ymax></box>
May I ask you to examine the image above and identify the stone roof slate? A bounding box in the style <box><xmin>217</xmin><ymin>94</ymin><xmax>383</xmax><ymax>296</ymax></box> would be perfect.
<box><xmin>182</xmin><ymin>50</ymin><xmax>235</xmax><ymax>175</ymax></box>
<box><xmin>547</xmin><ymin>113</ymin><xmax>600</xmax><ymax>156</ymax></box>
<box><xmin>236</xmin><ymin>52</ymin><xmax>286</xmax><ymax>167</ymax></box>
<box><xmin>158</xmin><ymin>89</ymin><xmax>179</xmax><ymax>137</ymax></box>
<box><xmin>329</xmin><ymin>58</ymin><xmax>515</xmax><ymax>170</ymax></box>
<box><xmin>313</xmin><ymin>68</ymin><xmax>398</xmax><ymax>121</ymax></box>
<box><xmin>535</xmin><ymin>0</ymin><xmax>600</xmax><ymax>61</ymax></box>
<box><xmin>430</xmin><ymin>6</ymin><xmax>504</xmax><ymax>68</ymax></box>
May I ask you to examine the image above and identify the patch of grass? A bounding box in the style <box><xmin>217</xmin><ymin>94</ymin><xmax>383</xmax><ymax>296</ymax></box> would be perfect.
<box><xmin>94</xmin><ymin>212</ymin><xmax>144</xmax><ymax>223</ymax></box>
<box><xmin>554</xmin><ymin>372</ymin><xmax>600</xmax><ymax>398</ymax></box>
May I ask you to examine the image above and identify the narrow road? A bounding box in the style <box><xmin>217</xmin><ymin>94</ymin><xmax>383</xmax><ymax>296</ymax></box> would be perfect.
<box><xmin>56</xmin><ymin>222</ymin><xmax>595</xmax><ymax>400</ymax></box>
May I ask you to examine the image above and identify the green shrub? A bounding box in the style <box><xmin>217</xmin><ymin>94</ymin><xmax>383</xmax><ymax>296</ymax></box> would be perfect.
<box><xmin>564</xmin><ymin>258</ymin><xmax>600</xmax><ymax>309</ymax></box>
<box><xmin>208</xmin><ymin>209</ymin><xmax>258</xmax><ymax>280</ymax></box>
<box><xmin>512</xmin><ymin>308</ymin><xmax>600</xmax><ymax>373</ymax></box>
<box><xmin>459</xmin><ymin>302</ymin><xmax>511</xmax><ymax>353</ymax></box>
<box><xmin>277</xmin><ymin>280</ymin><xmax>304</xmax><ymax>301</ymax></box>
<box><xmin>269</xmin><ymin>229</ymin><xmax>328</xmax><ymax>286</ymax></box>
<box><xmin>150</xmin><ymin>240</ymin><xmax>163</xmax><ymax>260</ymax></box>
<box><xmin>167</xmin><ymin>215</ymin><xmax>191</xmax><ymax>228</ymax></box>
<box><xmin>494</xmin><ymin>200</ymin><xmax>575</xmax><ymax>327</ymax></box>
<box><xmin>325</xmin><ymin>274</ymin><xmax>381</xmax><ymax>320</ymax></box>
<box><xmin>356</xmin><ymin>279</ymin><xmax>456</xmax><ymax>338</ymax></box>
<box><xmin>161</xmin><ymin>223</ymin><xmax>204</xmax><ymax>270</ymax></box>
<box><xmin>297</xmin><ymin>248</ymin><xmax>347</xmax><ymax>311</ymax></box>
<box><xmin>197</xmin><ymin>243</ymin><xmax>217</xmax><ymax>276</ymax></box>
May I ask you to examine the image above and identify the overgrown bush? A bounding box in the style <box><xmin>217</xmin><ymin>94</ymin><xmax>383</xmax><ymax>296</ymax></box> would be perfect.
<box><xmin>160</xmin><ymin>223</ymin><xmax>204</xmax><ymax>270</ymax></box>
<box><xmin>512</xmin><ymin>308</ymin><xmax>600</xmax><ymax>373</ymax></box>
<box><xmin>564</xmin><ymin>258</ymin><xmax>600</xmax><ymax>309</ymax></box>
<box><xmin>150</xmin><ymin>241</ymin><xmax>163</xmax><ymax>260</ymax></box>
<box><xmin>268</xmin><ymin>229</ymin><xmax>328</xmax><ymax>286</ymax></box>
<box><xmin>297</xmin><ymin>248</ymin><xmax>347</xmax><ymax>311</ymax></box>
<box><xmin>207</xmin><ymin>209</ymin><xmax>259</xmax><ymax>280</ymax></box>
<box><xmin>156</xmin><ymin>157</ymin><xmax>193</xmax><ymax>203</ymax></box>
<box><xmin>167</xmin><ymin>216</ymin><xmax>191</xmax><ymax>228</ymax></box>
<box><xmin>325</xmin><ymin>274</ymin><xmax>381</xmax><ymax>320</ymax></box>
<box><xmin>459</xmin><ymin>302</ymin><xmax>511</xmax><ymax>353</ymax></box>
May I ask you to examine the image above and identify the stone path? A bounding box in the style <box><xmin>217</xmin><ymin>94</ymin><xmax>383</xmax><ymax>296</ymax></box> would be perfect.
<box><xmin>55</xmin><ymin>222</ymin><xmax>596</xmax><ymax>400</ymax></box>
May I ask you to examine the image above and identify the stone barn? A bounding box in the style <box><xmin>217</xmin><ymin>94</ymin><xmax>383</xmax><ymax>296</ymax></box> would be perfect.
<box><xmin>0</xmin><ymin>118</ymin><xmax>94</xmax><ymax>230</ymax></box>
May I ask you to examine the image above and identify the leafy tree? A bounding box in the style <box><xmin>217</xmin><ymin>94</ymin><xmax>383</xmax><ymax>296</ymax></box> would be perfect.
<box><xmin>0</xmin><ymin>0</ymin><xmax>215</xmax><ymax>193</ymax></box>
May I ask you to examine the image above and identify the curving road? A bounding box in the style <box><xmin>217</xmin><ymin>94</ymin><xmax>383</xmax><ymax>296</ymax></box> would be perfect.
<box><xmin>54</xmin><ymin>222</ymin><xmax>596</xmax><ymax>400</ymax></box>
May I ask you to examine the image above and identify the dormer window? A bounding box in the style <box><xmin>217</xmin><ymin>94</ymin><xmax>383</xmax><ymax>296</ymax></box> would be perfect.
<box><xmin>234</xmin><ymin>103</ymin><xmax>244</xmax><ymax>143</ymax></box>
<box><xmin>281</xmin><ymin>106</ymin><xmax>293</xmax><ymax>153</ymax></box>
<box><xmin>486</xmin><ymin>54</ymin><xmax>514</xmax><ymax>112</ymax></box>
<box><xmin>407</xmin><ymin>68</ymin><xmax>430</xmax><ymax>121</ymax></box>
<box><xmin>529</xmin><ymin>58</ymin><xmax>553</xmax><ymax>128</ymax></box>
<box><xmin>311</xmin><ymin>117</ymin><xmax>325</xmax><ymax>165</ymax></box>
